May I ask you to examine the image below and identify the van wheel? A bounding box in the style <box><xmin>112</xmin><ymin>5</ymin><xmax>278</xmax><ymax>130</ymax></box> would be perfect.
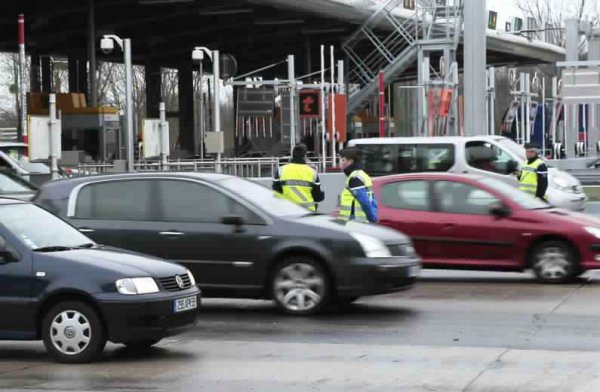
<box><xmin>531</xmin><ymin>241</ymin><xmax>578</xmax><ymax>284</ymax></box>
<box><xmin>42</xmin><ymin>301</ymin><xmax>106</xmax><ymax>363</ymax></box>
<box><xmin>271</xmin><ymin>257</ymin><xmax>330</xmax><ymax>316</ymax></box>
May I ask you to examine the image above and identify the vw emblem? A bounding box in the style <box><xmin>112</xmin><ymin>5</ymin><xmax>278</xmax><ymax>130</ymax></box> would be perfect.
<box><xmin>175</xmin><ymin>275</ymin><xmax>185</xmax><ymax>289</ymax></box>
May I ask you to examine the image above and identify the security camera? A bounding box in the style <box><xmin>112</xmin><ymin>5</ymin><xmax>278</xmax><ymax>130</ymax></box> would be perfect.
<box><xmin>100</xmin><ymin>37</ymin><xmax>114</xmax><ymax>55</ymax></box>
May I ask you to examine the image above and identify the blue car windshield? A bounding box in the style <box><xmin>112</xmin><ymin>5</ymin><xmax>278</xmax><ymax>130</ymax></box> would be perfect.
<box><xmin>0</xmin><ymin>204</ymin><xmax>92</xmax><ymax>250</ymax></box>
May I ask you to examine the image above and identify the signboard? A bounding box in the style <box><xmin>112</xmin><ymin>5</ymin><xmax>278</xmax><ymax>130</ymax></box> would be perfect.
<box><xmin>142</xmin><ymin>119</ymin><xmax>169</xmax><ymax>158</ymax></box>
<box><xmin>237</xmin><ymin>88</ymin><xmax>274</xmax><ymax>117</ymax></box>
<box><xmin>28</xmin><ymin>115</ymin><xmax>61</xmax><ymax>161</ymax></box>
<box><xmin>299</xmin><ymin>90</ymin><xmax>321</xmax><ymax>118</ymax></box>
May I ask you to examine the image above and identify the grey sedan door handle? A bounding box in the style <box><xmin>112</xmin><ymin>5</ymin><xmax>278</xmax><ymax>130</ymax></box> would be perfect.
<box><xmin>79</xmin><ymin>228</ymin><xmax>95</xmax><ymax>233</ymax></box>
<box><xmin>159</xmin><ymin>231</ymin><xmax>184</xmax><ymax>236</ymax></box>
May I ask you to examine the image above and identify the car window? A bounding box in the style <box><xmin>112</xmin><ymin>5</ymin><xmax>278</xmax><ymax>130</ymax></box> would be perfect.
<box><xmin>466</xmin><ymin>141</ymin><xmax>514</xmax><ymax>175</ymax></box>
<box><xmin>0</xmin><ymin>171</ymin><xmax>36</xmax><ymax>193</ymax></box>
<box><xmin>434</xmin><ymin>181</ymin><xmax>500</xmax><ymax>215</ymax></box>
<box><xmin>0</xmin><ymin>204</ymin><xmax>91</xmax><ymax>249</ymax></box>
<box><xmin>381</xmin><ymin>180</ymin><xmax>431</xmax><ymax>211</ymax></box>
<box><xmin>358</xmin><ymin>144</ymin><xmax>455</xmax><ymax>176</ymax></box>
<box><xmin>219</xmin><ymin>177</ymin><xmax>309</xmax><ymax>217</ymax></box>
<box><xmin>75</xmin><ymin>180</ymin><xmax>153</xmax><ymax>220</ymax></box>
<box><xmin>157</xmin><ymin>180</ymin><xmax>262</xmax><ymax>224</ymax></box>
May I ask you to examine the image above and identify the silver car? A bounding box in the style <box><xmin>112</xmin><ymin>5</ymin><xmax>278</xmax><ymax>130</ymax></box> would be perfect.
<box><xmin>348</xmin><ymin>136</ymin><xmax>587</xmax><ymax>211</ymax></box>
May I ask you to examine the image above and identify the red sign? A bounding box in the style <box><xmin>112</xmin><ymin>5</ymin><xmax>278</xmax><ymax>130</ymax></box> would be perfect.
<box><xmin>299</xmin><ymin>90</ymin><xmax>321</xmax><ymax>118</ymax></box>
<box><xmin>327</xmin><ymin>94</ymin><xmax>347</xmax><ymax>143</ymax></box>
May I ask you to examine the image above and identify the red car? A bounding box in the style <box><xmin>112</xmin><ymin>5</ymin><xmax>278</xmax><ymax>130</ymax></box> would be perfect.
<box><xmin>373</xmin><ymin>173</ymin><xmax>600</xmax><ymax>283</ymax></box>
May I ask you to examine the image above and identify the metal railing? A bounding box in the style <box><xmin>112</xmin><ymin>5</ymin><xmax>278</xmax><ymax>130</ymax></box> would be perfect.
<box><xmin>73</xmin><ymin>157</ymin><xmax>337</xmax><ymax>179</ymax></box>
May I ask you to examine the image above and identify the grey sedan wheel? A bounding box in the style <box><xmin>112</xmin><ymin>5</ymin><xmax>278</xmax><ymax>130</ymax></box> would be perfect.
<box><xmin>272</xmin><ymin>258</ymin><xmax>330</xmax><ymax>315</ymax></box>
<box><xmin>531</xmin><ymin>241</ymin><xmax>577</xmax><ymax>284</ymax></box>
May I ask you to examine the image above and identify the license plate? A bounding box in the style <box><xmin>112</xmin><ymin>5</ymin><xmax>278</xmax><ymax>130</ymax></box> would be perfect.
<box><xmin>408</xmin><ymin>265</ymin><xmax>421</xmax><ymax>277</ymax></box>
<box><xmin>174</xmin><ymin>296</ymin><xmax>197</xmax><ymax>313</ymax></box>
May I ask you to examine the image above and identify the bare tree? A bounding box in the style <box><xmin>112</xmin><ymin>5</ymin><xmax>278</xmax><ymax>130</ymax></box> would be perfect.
<box><xmin>516</xmin><ymin>0</ymin><xmax>599</xmax><ymax>47</ymax></box>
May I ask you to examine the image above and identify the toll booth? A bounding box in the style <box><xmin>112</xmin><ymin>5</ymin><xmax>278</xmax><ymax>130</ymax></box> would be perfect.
<box><xmin>27</xmin><ymin>93</ymin><xmax>121</xmax><ymax>163</ymax></box>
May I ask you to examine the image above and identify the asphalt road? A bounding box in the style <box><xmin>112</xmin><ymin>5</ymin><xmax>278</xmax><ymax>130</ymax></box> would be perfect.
<box><xmin>3</xmin><ymin>268</ymin><xmax>600</xmax><ymax>392</ymax></box>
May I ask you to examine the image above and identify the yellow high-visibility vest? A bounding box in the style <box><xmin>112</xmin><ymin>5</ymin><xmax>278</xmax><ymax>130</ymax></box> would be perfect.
<box><xmin>339</xmin><ymin>170</ymin><xmax>374</xmax><ymax>222</ymax></box>
<box><xmin>519</xmin><ymin>158</ymin><xmax>546</xmax><ymax>199</ymax></box>
<box><xmin>275</xmin><ymin>163</ymin><xmax>318</xmax><ymax>211</ymax></box>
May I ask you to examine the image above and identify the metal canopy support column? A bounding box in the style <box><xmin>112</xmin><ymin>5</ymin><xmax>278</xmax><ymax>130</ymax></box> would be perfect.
<box><xmin>463</xmin><ymin>0</ymin><xmax>487</xmax><ymax>136</ymax></box>
<box><xmin>564</xmin><ymin>19</ymin><xmax>580</xmax><ymax>158</ymax></box>
<box><xmin>146</xmin><ymin>58</ymin><xmax>161</xmax><ymax>119</ymax></box>
<box><xmin>41</xmin><ymin>57</ymin><xmax>51</xmax><ymax>93</ymax></box>
<box><xmin>178</xmin><ymin>61</ymin><xmax>195</xmax><ymax>155</ymax></box>
<box><xmin>417</xmin><ymin>48</ymin><xmax>424</xmax><ymax>136</ymax></box>
<box><xmin>87</xmin><ymin>0</ymin><xmax>98</xmax><ymax>106</ymax></box>
<box><xmin>589</xmin><ymin>36</ymin><xmax>600</xmax><ymax>155</ymax></box>
<box><xmin>30</xmin><ymin>52</ymin><xmax>41</xmax><ymax>93</ymax></box>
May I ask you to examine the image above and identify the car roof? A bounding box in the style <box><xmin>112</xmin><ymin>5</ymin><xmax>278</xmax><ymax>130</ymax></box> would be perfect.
<box><xmin>348</xmin><ymin>136</ymin><xmax>505</xmax><ymax>145</ymax></box>
<box><xmin>40</xmin><ymin>171</ymin><xmax>236</xmax><ymax>190</ymax></box>
<box><xmin>0</xmin><ymin>197</ymin><xmax>27</xmax><ymax>205</ymax></box>
<box><xmin>373</xmin><ymin>172</ymin><xmax>486</xmax><ymax>183</ymax></box>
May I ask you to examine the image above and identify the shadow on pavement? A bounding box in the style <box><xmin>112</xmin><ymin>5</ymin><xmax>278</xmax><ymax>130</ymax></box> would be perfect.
<box><xmin>197</xmin><ymin>299</ymin><xmax>418</xmax><ymax>322</ymax></box>
<box><xmin>0</xmin><ymin>344</ymin><xmax>196</xmax><ymax>364</ymax></box>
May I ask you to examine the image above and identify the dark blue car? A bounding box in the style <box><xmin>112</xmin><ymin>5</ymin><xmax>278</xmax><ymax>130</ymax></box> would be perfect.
<box><xmin>0</xmin><ymin>198</ymin><xmax>201</xmax><ymax>363</ymax></box>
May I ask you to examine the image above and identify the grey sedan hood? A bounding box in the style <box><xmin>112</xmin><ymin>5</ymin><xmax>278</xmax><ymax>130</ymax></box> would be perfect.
<box><xmin>294</xmin><ymin>214</ymin><xmax>411</xmax><ymax>244</ymax></box>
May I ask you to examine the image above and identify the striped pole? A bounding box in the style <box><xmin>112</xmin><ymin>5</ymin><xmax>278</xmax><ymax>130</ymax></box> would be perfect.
<box><xmin>18</xmin><ymin>14</ymin><xmax>28</xmax><ymax>146</ymax></box>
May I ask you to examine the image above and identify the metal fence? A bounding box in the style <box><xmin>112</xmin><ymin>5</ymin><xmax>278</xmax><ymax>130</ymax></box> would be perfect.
<box><xmin>74</xmin><ymin>157</ymin><xmax>336</xmax><ymax>178</ymax></box>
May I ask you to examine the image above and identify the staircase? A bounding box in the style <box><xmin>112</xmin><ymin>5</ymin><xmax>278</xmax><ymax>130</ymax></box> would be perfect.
<box><xmin>343</xmin><ymin>0</ymin><xmax>463</xmax><ymax>115</ymax></box>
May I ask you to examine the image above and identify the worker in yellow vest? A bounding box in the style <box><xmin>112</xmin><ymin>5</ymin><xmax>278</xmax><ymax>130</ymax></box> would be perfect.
<box><xmin>338</xmin><ymin>147</ymin><xmax>378</xmax><ymax>223</ymax></box>
<box><xmin>273</xmin><ymin>144</ymin><xmax>324</xmax><ymax>211</ymax></box>
<box><xmin>517</xmin><ymin>143</ymin><xmax>548</xmax><ymax>201</ymax></box>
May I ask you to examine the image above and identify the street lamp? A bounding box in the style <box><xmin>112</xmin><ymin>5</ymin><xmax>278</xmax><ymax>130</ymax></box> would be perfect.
<box><xmin>192</xmin><ymin>46</ymin><xmax>221</xmax><ymax>171</ymax></box>
<box><xmin>101</xmin><ymin>34</ymin><xmax>134</xmax><ymax>172</ymax></box>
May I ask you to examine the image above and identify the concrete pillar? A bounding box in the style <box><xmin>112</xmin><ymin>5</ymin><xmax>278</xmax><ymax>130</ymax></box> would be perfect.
<box><xmin>564</xmin><ymin>19</ymin><xmax>580</xmax><ymax>157</ymax></box>
<box><xmin>41</xmin><ymin>56</ymin><xmax>51</xmax><ymax>93</ymax></box>
<box><xmin>30</xmin><ymin>52</ymin><xmax>41</xmax><ymax>93</ymax></box>
<box><xmin>178</xmin><ymin>61</ymin><xmax>194</xmax><ymax>155</ymax></box>
<box><xmin>590</xmin><ymin>36</ymin><xmax>600</xmax><ymax>155</ymax></box>
<box><xmin>145</xmin><ymin>59</ymin><xmax>162</xmax><ymax>118</ymax></box>
<box><xmin>565</xmin><ymin>19</ymin><xmax>580</xmax><ymax>62</ymax></box>
<box><xmin>590</xmin><ymin>37</ymin><xmax>600</xmax><ymax>61</ymax></box>
<box><xmin>463</xmin><ymin>0</ymin><xmax>487</xmax><ymax>136</ymax></box>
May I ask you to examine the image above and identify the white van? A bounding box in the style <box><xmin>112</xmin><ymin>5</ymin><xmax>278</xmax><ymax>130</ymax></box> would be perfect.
<box><xmin>347</xmin><ymin>136</ymin><xmax>587</xmax><ymax>211</ymax></box>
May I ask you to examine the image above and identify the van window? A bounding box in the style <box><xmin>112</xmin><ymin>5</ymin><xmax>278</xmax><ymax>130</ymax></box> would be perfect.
<box><xmin>358</xmin><ymin>144</ymin><xmax>455</xmax><ymax>176</ymax></box>
<box><xmin>465</xmin><ymin>141</ymin><xmax>513</xmax><ymax>175</ymax></box>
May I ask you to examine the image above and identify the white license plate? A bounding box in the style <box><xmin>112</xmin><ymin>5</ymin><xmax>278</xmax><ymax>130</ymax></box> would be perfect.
<box><xmin>174</xmin><ymin>296</ymin><xmax>197</xmax><ymax>313</ymax></box>
<box><xmin>408</xmin><ymin>265</ymin><xmax>421</xmax><ymax>277</ymax></box>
